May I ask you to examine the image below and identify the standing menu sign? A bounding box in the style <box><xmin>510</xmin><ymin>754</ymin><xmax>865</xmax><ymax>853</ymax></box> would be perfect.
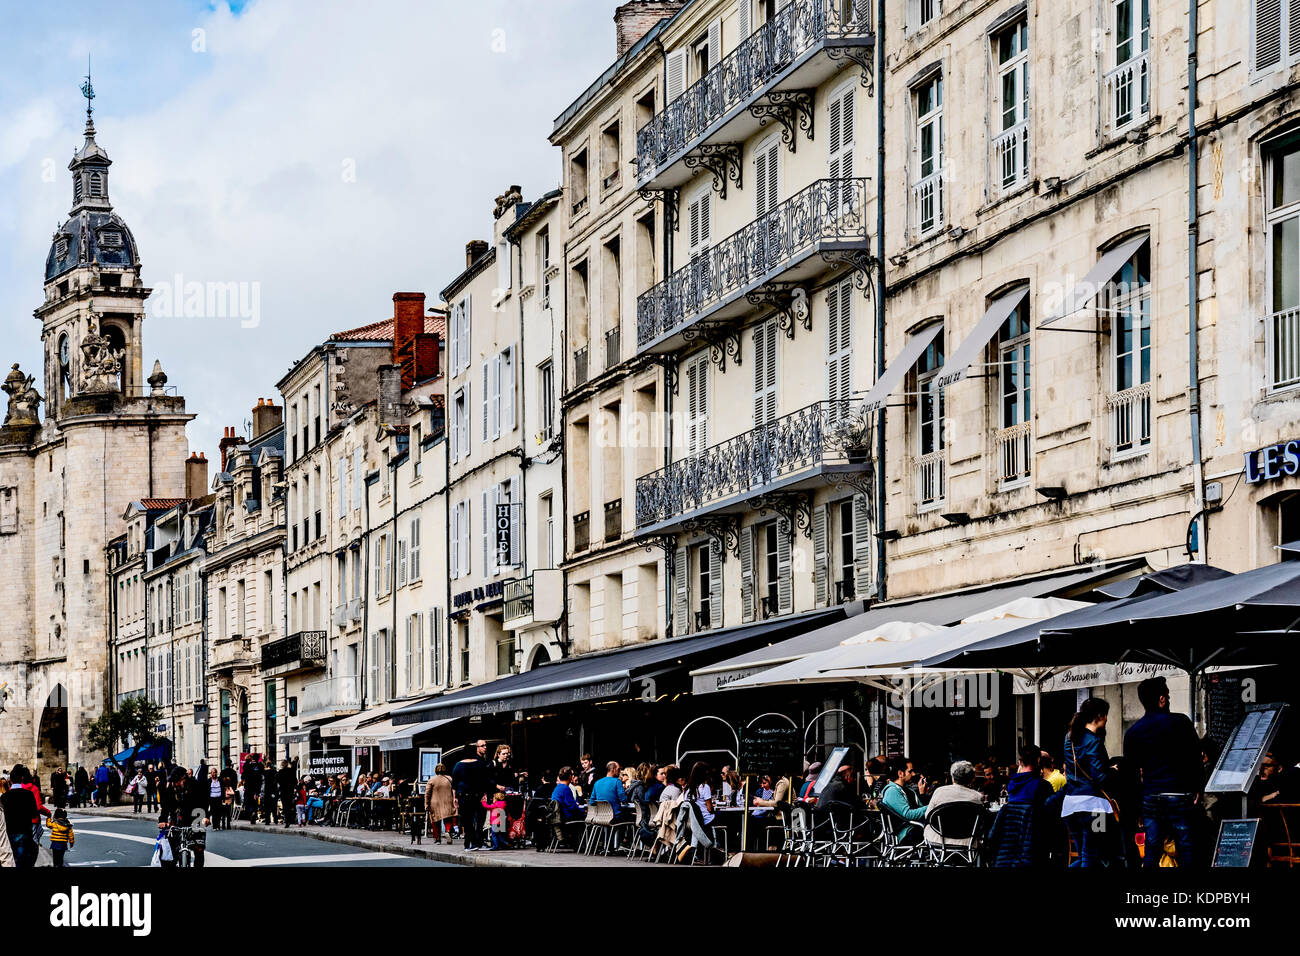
<box><xmin>1205</xmin><ymin>703</ymin><xmax>1288</xmax><ymax>793</ymax></box>
<box><xmin>1212</xmin><ymin>819</ymin><xmax>1260</xmax><ymax>868</ymax></box>
<box><xmin>739</xmin><ymin>725</ymin><xmax>800</xmax><ymax>777</ymax></box>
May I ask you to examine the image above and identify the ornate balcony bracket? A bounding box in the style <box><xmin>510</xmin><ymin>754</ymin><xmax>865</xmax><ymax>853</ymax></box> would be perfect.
<box><xmin>820</xmin><ymin>249</ymin><xmax>878</xmax><ymax>299</ymax></box>
<box><xmin>683</xmin><ymin>144</ymin><xmax>743</xmax><ymax>199</ymax></box>
<box><xmin>825</xmin><ymin>44</ymin><xmax>876</xmax><ymax>94</ymax></box>
<box><xmin>753</xmin><ymin>491</ymin><xmax>814</xmax><ymax>541</ymax></box>
<box><xmin>746</xmin><ymin>282</ymin><xmax>812</xmax><ymax>341</ymax></box>
<box><xmin>681</xmin><ymin>516</ymin><xmax>740</xmax><ymax>560</ymax></box>
<box><xmin>638</xmin><ymin>188</ymin><xmax>680</xmax><ymax>232</ymax></box>
<box><xmin>645</xmin><ymin>354</ymin><xmax>680</xmax><ymax>395</ymax></box>
<box><xmin>749</xmin><ymin>90</ymin><xmax>815</xmax><ymax>153</ymax></box>
<box><xmin>641</xmin><ymin>534</ymin><xmax>680</xmax><ymax>557</ymax></box>
<box><xmin>682</xmin><ymin>320</ymin><xmax>742</xmax><ymax>373</ymax></box>
<box><xmin>821</xmin><ymin>470</ymin><xmax>875</xmax><ymax>504</ymax></box>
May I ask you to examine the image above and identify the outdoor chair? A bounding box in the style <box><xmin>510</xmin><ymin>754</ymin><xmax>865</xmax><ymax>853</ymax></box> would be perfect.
<box><xmin>877</xmin><ymin>807</ymin><xmax>926</xmax><ymax>866</ymax></box>
<box><xmin>580</xmin><ymin>800</ymin><xmax>616</xmax><ymax>855</ymax></box>
<box><xmin>1263</xmin><ymin>803</ymin><xmax>1300</xmax><ymax>867</ymax></box>
<box><xmin>540</xmin><ymin>800</ymin><xmax>584</xmax><ymax>853</ymax></box>
<box><xmin>924</xmin><ymin>802</ymin><xmax>988</xmax><ymax>866</ymax></box>
<box><xmin>825</xmin><ymin>807</ymin><xmax>879</xmax><ymax>866</ymax></box>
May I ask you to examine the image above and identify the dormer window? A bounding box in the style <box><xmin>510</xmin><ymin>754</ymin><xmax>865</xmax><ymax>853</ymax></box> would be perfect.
<box><xmin>54</xmin><ymin>238</ymin><xmax>69</xmax><ymax>261</ymax></box>
<box><xmin>99</xmin><ymin>230</ymin><xmax>122</xmax><ymax>248</ymax></box>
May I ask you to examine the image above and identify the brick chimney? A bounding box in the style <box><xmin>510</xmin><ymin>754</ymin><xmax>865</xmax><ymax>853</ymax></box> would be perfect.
<box><xmin>186</xmin><ymin>452</ymin><xmax>209</xmax><ymax>499</ymax></box>
<box><xmin>615</xmin><ymin>0</ymin><xmax>686</xmax><ymax>56</ymax></box>
<box><xmin>466</xmin><ymin>240</ymin><xmax>489</xmax><ymax>269</ymax></box>
<box><xmin>252</xmin><ymin>397</ymin><xmax>283</xmax><ymax>439</ymax></box>
<box><xmin>219</xmin><ymin>426</ymin><xmax>241</xmax><ymax>471</ymax></box>
<box><xmin>393</xmin><ymin>292</ymin><xmax>426</xmax><ymax>389</ymax></box>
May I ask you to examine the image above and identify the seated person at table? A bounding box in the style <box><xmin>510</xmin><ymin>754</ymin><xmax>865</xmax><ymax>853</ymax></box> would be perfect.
<box><xmin>590</xmin><ymin>761</ymin><xmax>632</xmax><ymax>821</ymax></box>
<box><xmin>923</xmin><ymin>760</ymin><xmax>986</xmax><ymax>843</ymax></box>
<box><xmin>820</xmin><ymin>763</ymin><xmax>866</xmax><ymax>818</ymax></box>
<box><xmin>796</xmin><ymin>762</ymin><xmax>823</xmax><ymax>803</ymax></box>
<box><xmin>1006</xmin><ymin>746</ymin><xmax>1054</xmax><ymax>808</ymax></box>
<box><xmin>1040</xmin><ymin>752</ymin><xmax>1067</xmax><ymax>793</ymax></box>
<box><xmin>751</xmin><ymin>774</ymin><xmax>790</xmax><ymax>816</ymax></box>
<box><xmin>551</xmin><ymin>767</ymin><xmax>585</xmax><ymax>822</ymax></box>
<box><xmin>1250</xmin><ymin>752</ymin><xmax>1299</xmax><ymax>806</ymax></box>
<box><xmin>661</xmin><ymin>765</ymin><xmax>685</xmax><ymax>803</ymax></box>
<box><xmin>879</xmin><ymin>756</ymin><xmax>929</xmax><ymax>844</ymax></box>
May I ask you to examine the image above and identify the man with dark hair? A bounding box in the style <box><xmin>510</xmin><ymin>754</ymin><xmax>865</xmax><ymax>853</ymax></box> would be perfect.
<box><xmin>261</xmin><ymin>759</ymin><xmax>279</xmax><ymax>824</ymax></box>
<box><xmin>1124</xmin><ymin>676</ymin><xmax>1202</xmax><ymax>868</ymax></box>
<box><xmin>878</xmin><ymin>756</ymin><xmax>928</xmax><ymax>844</ymax></box>
<box><xmin>158</xmin><ymin>767</ymin><xmax>208</xmax><ymax>867</ymax></box>
<box><xmin>277</xmin><ymin>760</ymin><xmax>299</xmax><ymax>828</ymax></box>
<box><xmin>241</xmin><ymin>756</ymin><xmax>262</xmax><ymax>821</ymax></box>
<box><xmin>452</xmin><ymin>740</ymin><xmax>491</xmax><ymax>850</ymax></box>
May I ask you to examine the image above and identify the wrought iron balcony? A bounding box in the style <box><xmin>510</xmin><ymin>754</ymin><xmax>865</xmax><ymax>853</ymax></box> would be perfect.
<box><xmin>574</xmin><ymin>345</ymin><xmax>589</xmax><ymax>387</ymax></box>
<box><xmin>635</xmin><ymin>0</ymin><xmax>874</xmax><ymax>189</ymax></box>
<box><xmin>635</xmin><ymin>399</ymin><xmax>873</xmax><ymax>533</ymax></box>
<box><xmin>604</xmin><ymin>326</ymin><xmax>621</xmax><ymax>371</ymax></box>
<box><xmin>503</xmin><ymin>576</ymin><xmax>534</xmax><ymax>627</ymax></box>
<box><xmin>502</xmin><ymin>569</ymin><xmax>563</xmax><ymax>631</ymax></box>
<box><xmin>261</xmin><ymin>630</ymin><xmax>327</xmax><ymax>676</ymax></box>
<box><xmin>637</xmin><ymin>177</ymin><xmax>870</xmax><ymax>353</ymax></box>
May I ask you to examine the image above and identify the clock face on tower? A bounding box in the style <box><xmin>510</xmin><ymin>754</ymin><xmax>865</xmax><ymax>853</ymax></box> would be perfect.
<box><xmin>58</xmin><ymin>333</ymin><xmax>70</xmax><ymax>382</ymax></box>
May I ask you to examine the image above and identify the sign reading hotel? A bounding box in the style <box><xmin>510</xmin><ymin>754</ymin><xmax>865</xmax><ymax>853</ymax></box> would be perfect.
<box><xmin>1244</xmin><ymin>438</ymin><xmax>1300</xmax><ymax>484</ymax></box>
<box><xmin>495</xmin><ymin>503</ymin><xmax>512</xmax><ymax>565</ymax></box>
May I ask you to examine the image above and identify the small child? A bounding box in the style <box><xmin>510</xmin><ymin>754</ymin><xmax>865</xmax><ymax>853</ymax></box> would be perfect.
<box><xmin>482</xmin><ymin>790</ymin><xmax>508</xmax><ymax>850</ymax></box>
<box><xmin>49</xmin><ymin>808</ymin><xmax>74</xmax><ymax>867</ymax></box>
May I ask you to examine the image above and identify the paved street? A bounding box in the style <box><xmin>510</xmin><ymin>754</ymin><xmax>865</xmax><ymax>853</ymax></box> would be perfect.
<box><xmin>59</xmin><ymin>812</ymin><xmax>453</xmax><ymax>867</ymax></box>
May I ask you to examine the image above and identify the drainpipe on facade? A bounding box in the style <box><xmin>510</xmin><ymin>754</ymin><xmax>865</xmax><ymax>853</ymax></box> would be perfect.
<box><xmin>361</xmin><ymin>470</ymin><xmax>370</xmax><ymax>711</ymax></box>
<box><xmin>1187</xmin><ymin>0</ymin><xmax>1206</xmax><ymax>564</ymax></box>
<box><xmin>874</xmin><ymin>0</ymin><xmax>888</xmax><ymax>602</ymax></box>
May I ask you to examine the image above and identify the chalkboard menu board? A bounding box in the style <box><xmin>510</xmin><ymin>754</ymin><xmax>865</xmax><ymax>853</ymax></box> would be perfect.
<box><xmin>1212</xmin><ymin>818</ymin><xmax>1259</xmax><ymax>868</ymax></box>
<box><xmin>739</xmin><ymin>725</ymin><xmax>801</xmax><ymax>776</ymax></box>
<box><xmin>1205</xmin><ymin>703</ymin><xmax>1288</xmax><ymax>793</ymax></box>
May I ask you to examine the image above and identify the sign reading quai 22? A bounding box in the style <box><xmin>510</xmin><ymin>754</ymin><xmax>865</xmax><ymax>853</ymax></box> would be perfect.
<box><xmin>1244</xmin><ymin>438</ymin><xmax>1300</xmax><ymax>484</ymax></box>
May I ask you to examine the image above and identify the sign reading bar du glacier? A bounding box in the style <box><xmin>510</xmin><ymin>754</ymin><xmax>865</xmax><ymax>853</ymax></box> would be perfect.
<box><xmin>1244</xmin><ymin>438</ymin><xmax>1300</xmax><ymax>484</ymax></box>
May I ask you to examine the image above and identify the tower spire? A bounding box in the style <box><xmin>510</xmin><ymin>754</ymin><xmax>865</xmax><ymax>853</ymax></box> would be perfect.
<box><xmin>80</xmin><ymin>56</ymin><xmax>95</xmax><ymax>136</ymax></box>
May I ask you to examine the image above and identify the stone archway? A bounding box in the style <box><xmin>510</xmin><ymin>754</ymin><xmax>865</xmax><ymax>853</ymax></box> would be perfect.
<box><xmin>526</xmin><ymin>643</ymin><xmax>552</xmax><ymax>671</ymax></box>
<box><xmin>36</xmin><ymin>684</ymin><xmax>69</xmax><ymax>774</ymax></box>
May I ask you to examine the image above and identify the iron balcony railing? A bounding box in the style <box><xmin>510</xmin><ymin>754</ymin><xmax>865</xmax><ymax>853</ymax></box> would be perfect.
<box><xmin>1108</xmin><ymin>382</ymin><xmax>1151</xmax><ymax>458</ymax></box>
<box><xmin>574</xmin><ymin>345</ymin><xmax>589</xmax><ymax>387</ymax></box>
<box><xmin>637</xmin><ymin>177</ymin><xmax>870</xmax><ymax>349</ymax></box>
<box><xmin>261</xmin><ymin>630</ymin><xmax>327</xmax><ymax>671</ymax></box>
<box><xmin>913</xmin><ymin>169</ymin><xmax>944</xmax><ymax>236</ymax></box>
<box><xmin>503</xmin><ymin>575</ymin><xmax>535</xmax><ymax>627</ymax></box>
<box><xmin>995</xmin><ymin>421</ymin><xmax>1032</xmax><ymax>487</ymax></box>
<box><xmin>635</xmin><ymin>0</ymin><xmax>873</xmax><ymax>185</ymax></box>
<box><xmin>636</xmin><ymin>399</ymin><xmax>872</xmax><ymax>529</ymax></box>
<box><xmin>915</xmin><ymin>449</ymin><xmax>945</xmax><ymax>511</ymax></box>
<box><xmin>605</xmin><ymin>326</ymin><xmax>621</xmax><ymax>371</ymax></box>
<box><xmin>992</xmin><ymin>120</ymin><xmax>1028</xmax><ymax>192</ymax></box>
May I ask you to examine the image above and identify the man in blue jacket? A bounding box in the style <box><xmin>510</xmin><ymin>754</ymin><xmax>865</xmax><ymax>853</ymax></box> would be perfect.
<box><xmin>589</xmin><ymin>761</ymin><xmax>631</xmax><ymax>821</ymax></box>
<box><xmin>1123</xmin><ymin>676</ymin><xmax>1202</xmax><ymax>868</ymax></box>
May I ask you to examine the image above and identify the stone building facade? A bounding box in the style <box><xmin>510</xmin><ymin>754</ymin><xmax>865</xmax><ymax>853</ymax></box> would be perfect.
<box><xmin>0</xmin><ymin>108</ymin><xmax>192</xmax><ymax>773</ymax></box>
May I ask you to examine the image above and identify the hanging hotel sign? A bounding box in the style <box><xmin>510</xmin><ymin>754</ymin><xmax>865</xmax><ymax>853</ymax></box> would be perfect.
<box><xmin>495</xmin><ymin>503</ymin><xmax>512</xmax><ymax>565</ymax></box>
<box><xmin>1244</xmin><ymin>438</ymin><xmax>1300</xmax><ymax>484</ymax></box>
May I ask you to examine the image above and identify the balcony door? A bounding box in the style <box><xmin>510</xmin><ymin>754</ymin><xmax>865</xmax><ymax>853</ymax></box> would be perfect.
<box><xmin>753</xmin><ymin>319</ymin><xmax>779</xmax><ymax>428</ymax></box>
<box><xmin>687</xmin><ymin>186</ymin><xmax>712</xmax><ymax>303</ymax></box>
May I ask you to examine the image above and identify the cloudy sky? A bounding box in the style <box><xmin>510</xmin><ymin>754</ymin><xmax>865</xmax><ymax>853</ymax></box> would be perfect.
<box><xmin>0</xmin><ymin>0</ymin><xmax>615</xmax><ymax>453</ymax></box>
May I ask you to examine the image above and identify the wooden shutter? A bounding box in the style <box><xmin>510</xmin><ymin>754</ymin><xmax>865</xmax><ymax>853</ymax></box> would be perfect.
<box><xmin>666</xmin><ymin>47</ymin><xmax>688</xmax><ymax>102</ymax></box>
<box><xmin>688</xmin><ymin>189</ymin><xmax>712</xmax><ymax>259</ymax></box>
<box><xmin>1256</xmin><ymin>0</ymin><xmax>1283</xmax><ymax>71</ymax></box>
<box><xmin>460</xmin><ymin>502</ymin><xmax>471</xmax><ymax>577</ymax></box>
<box><xmin>503</xmin><ymin>346</ymin><xmax>516</xmax><ymax>431</ymax></box>
<box><xmin>686</xmin><ymin>354</ymin><xmax>709</xmax><ymax>456</ymax></box>
<box><xmin>509</xmin><ymin>475</ymin><xmax>522</xmax><ymax>566</ymax></box>
<box><xmin>397</xmin><ymin>538</ymin><xmax>407</xmax><ymax>587</ymax></box>
<box><xmin>753</xmin><ymin>320</ymin><xmax>777</xmax><ymax>425</ymax></box>
<box><xmin>828</xmin><ymin>84</ymin><xmax>856</xmax><ymax>192</ymax></box>
<box><xmin>708</xmin><ymin>538</ymin><xmax>723</xmax><ymax>629</ymax></box>
<box><xmin>1291</xmin><ymin>0</ymin><xmax>1300</xmax><ymax>61</ymax></box>
<box><xmin>450</xmin><ymin>507</ymin><xmax>459</xmax><ymax>579</ymax></box>
<box><xmin>481</xmin><ymin>490</ymin><xmax>491</xmax><ymax>573</ymax></box>
<box><xmin>374</xmin><ymin>538</ymin><xmax>383</xmax><ymax>594</ymax></box>
<box><xmin>410</xmin><ymin>517</ymin><xmax>421</xmax><ymax>580</ymax></box>
<box><xmin>853</xmin><ymin>492</ymin><xmax>873</xmax><ymax>597</ymax></box>
<box><xmin>776</xmin><ymin>521</ymin><xmax>793</xmax><ymax>615</ymax></box>
<box><xmin>448</xmin><ymin>302</ymin><xmax>459</xmax><ymax>375</ymax></box>
<box><xmin>740</xmin><ymin>525</ymin><xmax>755</xmax><ymax>623</ymax></box>
<box><xmin>826</xmin><ymin>278</ymin><xmax>854</xmax><ymax>408</ymax></box>
<box><xmin>673</xmin><ymin>546</ymin><xmax>689</xmax><ymax>635</ymax></box>
<box><xmin>738</xmin><ymin>0</ymin><xmax>751</xmax><ymax>40</ymax></box>
<box><xmin>813</xmin><ymin>504</ymin><xmax>829</xmax><ymax>607</ymax></box>
<box><xmin>462</xmin><ymin>297</ymin><xmax>472</xmax><ymax>374</ymax></box>
<box><xmin>708</xmin><ymin>19</ymin><xmax>722</xmax><ymax>73</ymax></box>
<box><xmin>755</xmin><ymin>139</ymin><xmax>780</xmax><ymax>216</ymax></box>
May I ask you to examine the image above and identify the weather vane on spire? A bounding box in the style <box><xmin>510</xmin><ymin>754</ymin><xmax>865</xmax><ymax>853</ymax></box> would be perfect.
<box><xmin>80</xmin><ymin>55</ymin><xmax>95</xmax><ymax>121</ymax></box>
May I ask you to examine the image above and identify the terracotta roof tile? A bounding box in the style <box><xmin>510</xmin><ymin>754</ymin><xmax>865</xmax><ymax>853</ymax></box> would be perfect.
<box><xmin>139</xmin><ymin>497</ymin><xmax>186</xmax><ymax>510</ymax></box>
<box><xmin>331</xmin><ymin>314</ymin><xmax>446</xmax><ymax>343</ymax></box>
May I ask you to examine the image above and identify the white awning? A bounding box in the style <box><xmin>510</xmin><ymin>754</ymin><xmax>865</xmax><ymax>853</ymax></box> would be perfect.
<box><xmin>319</xmin><ymin>702</ymin><xmax>402</xmax><ymax>742</ymax></box>
<box><xmin>859</xmin><ymin>323</ymin><xmax>943</xmax><ymax>413</ymax></box>
<box><xmin>934</xmin><ymin>286</ymin><xmax>1030</xmax><ymax>389</ymax></box>
<box><xmin>1041</xmin><ymin>233</ymin><xmax>1148</xmax><ymax>327</ymax></box>
<box><xmin>377</xmin><ymin>719</ymin><xmax>457</xmax><ymax>753</ymax></box>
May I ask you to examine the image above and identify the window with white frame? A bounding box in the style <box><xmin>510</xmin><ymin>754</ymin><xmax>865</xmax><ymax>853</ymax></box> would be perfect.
<box><xmin>694</xmin><ymin>541</ymin><xmax>712</xmax><ymax>630</ymax></box>
<box><xmin>409</xmin><ymin>516</ymin><xmax>421</xmax><ymax>581</ymax></box>
<box><xmin>915</xmin><ymin>331</ymin><xmax>946</xmax><ymax>509</ymax></box>
<box><xmin>756</xmin><ymin>521</ymin><xmax>780</xmax><ymax>619</ymax></box>
<box><xmin>992</xmin><ymin>18</ymin><xmax>1029</xmax><ymax>191</ymax></box>
<box><xmin>1269</xmin><ymin>137</ymin><xmax>1300</xmax><ymax>390</ymax></box>
<box><xmin>1253</xmin><ymin>0</ymin><xmax>1300</xmax><ymax>73</ymax></box>
<box><xmin>1105</xmin><ymin>241</ymin><xmax>1152</xmax><ymax>457</ymax></box>
<box><xmin>539</xmin><ymin>360</ymin><xmax>556</xmax><ymax>440</ymax></box>
<box><xmin>914</xmin><ymin>73</ymin><xmax>944</xmax><ymax>235</ymax></box>
<box><xmin>685</xmin><ymin>353</ymin><xmax>710</xmax><ymax>456</ymax></box>
<box><xmin>911</xmin><ymin>0</ymin><xmax>941</xmax><ymax>31</ymax></box>
<box><xmin>996</xmin><ymin>294</ymin><xmax>1032</xmax><ymax>486</ymax></box>
<box><xmin>451</xmin><ymin>387</ymin><xmax>468</xmax><ymax>462</ymax></box>
<box><xmin>412</xmin><ymin>424</ymin><xmax>422</xmax><ymax>479</ymax></box>
<box><xmin>539</xmin><ymin>227</ymin><xmax>552</xmax><ymax>309</ymax></box>
<box><xmin>1107</xmin><ymin>0</ymin><xmax>1150</xmax><ymax>134</ymax></box>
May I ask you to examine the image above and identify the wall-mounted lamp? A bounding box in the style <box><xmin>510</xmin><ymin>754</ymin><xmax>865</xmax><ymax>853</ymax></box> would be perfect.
<box><xmin>1035</xmin><ymin>485</ymin><xmax>1068</xmax><ymax>502</ymax></box>
<box><xmin>941</xmin><ymin>512</ymin><xmax>970</xmax><ymax>526</ymax></box>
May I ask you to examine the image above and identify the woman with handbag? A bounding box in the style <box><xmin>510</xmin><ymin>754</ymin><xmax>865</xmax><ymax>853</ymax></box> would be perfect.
<box><xmin>1062</xmin><ymin>697</ymin><xmax>1120</xmax><ymax>867</ymax></box>
<box><xmin>129</xmin><ymin>770</ymin><xmax>147</xmax><ymax>814</ymax></box>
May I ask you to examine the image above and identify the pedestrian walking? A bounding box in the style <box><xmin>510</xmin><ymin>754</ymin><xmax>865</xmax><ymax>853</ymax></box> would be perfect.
<box><xmin>277</xmin><ymin>760</ymin><xmax>298</xmax><ymax>828</ymax></box>
<box><xmin>1</xmin><ymin>770</ymin><xmax>39</xmax><ymax>868</ymax></box>
<box><xmin>48</xmin><ymin>809</ymin><xmax>74</xmax><ymax>867</ymax></box>
<box><xmin>0</xmin><ymin>777</ymin><xmax>17</xmax><ymax>868</ymax></box>
<box><xmin>73</xmin><ymin>766</ymin><xmax>89</xmax><ymax>808</ymax></box>
<box><xmin>424</xmin><ymin>764</ymin><xmax>456</xmax><ymax>844</ymax></box>
<box><xmin>1063</xmin><ymin>697</ymin><xmax>1120</xmax><ymax>867</ymax></box>
<box><xmin>130</xmin><ymin>769</ymin><xmax>147</xmax><ymax>813</ymax></box>
<box><xmin>262</xmin><ymin>760</ymin><xmax>279</xmax><ymax>824</ymax></box>
<box><xmin>241</xmin><ymin>757</ymin><xmax>262</xmax><ymax>821</ymax></box>
<box><xmin>452</xmin><ymin>740</ymin><xmax>491</xmax><ymax>850</ymax></box>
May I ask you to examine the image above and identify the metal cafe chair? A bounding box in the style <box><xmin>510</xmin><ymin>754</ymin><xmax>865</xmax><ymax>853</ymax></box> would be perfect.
<box><xmin>877</xmin><ymin>807</ymin><xmax>926</xmax><ymax>866</ymax></box>
<box><xmin>777</xmin><ymin>805</ymin><xmax>813</xmax><ymax>867</ymax></box>
<box><xmin>580</xmin><ymin>800</ymin><xmax>615</xmax><ymax>855</ymax></box>
<box><xmin>924</xmin><ymin>802</ymin><xmax>988</xmax><ymax>866</ymax></box>
<box><xmin>826</xmin><ymin>808</ymin><xmax>879</xmax><ymax>867</ymax></box>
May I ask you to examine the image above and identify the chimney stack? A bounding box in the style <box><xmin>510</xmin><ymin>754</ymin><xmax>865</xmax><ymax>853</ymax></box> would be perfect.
<box><xmin>252</xmin><ymin>397</ymin><xmax>283</xmax><ymax>440</ymax></box>
<box><xmin>219</xmin><ymin>426</ymin><xmax>241</xmax><ymax>471</ymax></box>
<box><xmin>466</xmin><ymin>240</ymin><xmax>489</xmax><ymax>269</ymax></box>
<box><xmin>614</xmin><ymin>0</ymin><xmax>687</xmax><ymax>57</ymax></box>
<box><xmin>186</xmin><ymin>452</ymin><xmax>209</xmax><ymax>499</ymax></box>
<box><xmin>393</xmin><ymin>292</ymin><xmax>426</xmax><ymax>389</ymax></box>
